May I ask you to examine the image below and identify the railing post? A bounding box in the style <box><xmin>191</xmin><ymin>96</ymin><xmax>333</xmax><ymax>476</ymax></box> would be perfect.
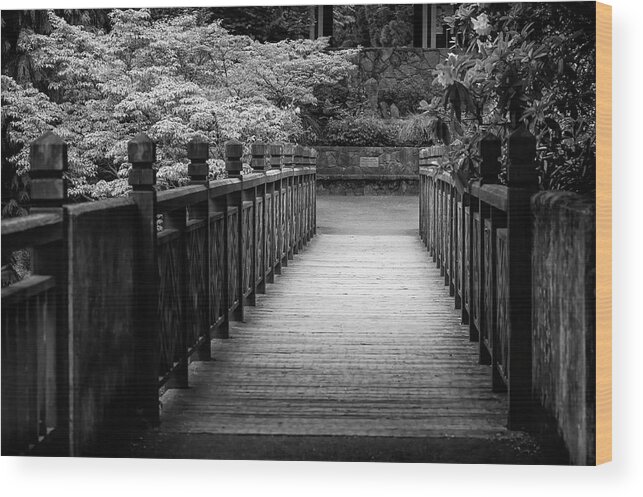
<box><xmin>294</xmin><ymin>145</ymin><xmax>303</xmax><ymax>253</ymax></box>
<box><xmin>301</xmin><ymin>147</ymin><xmax>310</xmax><ymax>243</ymax></box>
<box><xmin>224</xmin><ymin>139</ymin><xmax>244</xmax><ymax>322</ymax></box>
<box><xmin>28</xmin><ymin>131</ymin><xmax>72</xmax><ymax>454</ymax></box>
<box><xmin>480</xmin><ymin>133</ymin><xmax>502</xmax><ymax>184</ymax></box>
<box><xmin>505</xmin><ymin>125</ymin><xmax>538</xmax><ymax>429</ymax></box>
<box><xmin>188</xmin><ymin>137</ymin><xmax>212</xmax><ymax>361</ymax></box>
<box><xmin>251</xmin><ymin>141</ymin><xmax>268</xmax><ymax>291</ymax></box>
<box><xmin>477</xmin><ymin>133</ymin><xmax>501</xmax><ymax>367</ymax></box>
<box><xmin>311</xmin><ymin>147</ymin><xmax>317</xmax><ymax>236</ymax></box>
<box><xmin>127</xmin><ymin>133</ymin><xmax>160</xmax><ymax>424</ymax></box>
<box><xmin>30</xmin><ymin>132</ymin><xmax>68</xmax><ymax>214</ymax></box>
<box><xmin>251</xmin><ymin>141</ymin><xmax>269</xmax><ymax>172</ymax></box>
<box><xmin>282</xmin><ymin>144</ymin><xmax>294</xmax><ymax>263</ymax></box>
<box><xmin>188</xmin><ymin>137</ymin><xmax>209</xmax><ymax>185</ymax></box>
<box><xmin>270</xmin><ymin>143</ymin><xmax>283</xmax><ymax>170</ymax></box>
<box><xmin>418</xmin><ymin>149</ymin><xmax>427</xmax><ymax>243</ymax></box>
<box><xmin>270</xmin><ymin>143</ymin><xmax>284</xmax><ymax>275</ymax></box>
<box><xmin>225</xmin><ymin>139</ymin><xmax>244</xmax><ymax>179</ymax></box>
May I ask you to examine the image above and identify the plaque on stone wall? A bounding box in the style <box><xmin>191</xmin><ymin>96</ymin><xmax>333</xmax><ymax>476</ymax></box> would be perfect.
<box><xmin>359</xmin><ymin>157</ymin><xmax>379</xmax><ymax>168</ymax></box>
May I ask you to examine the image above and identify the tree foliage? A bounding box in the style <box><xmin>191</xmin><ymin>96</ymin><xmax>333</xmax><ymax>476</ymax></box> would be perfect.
<box><xmin>1</xmin><ymin>9</ymin><xmax>355</xmax><ymax>212</ymax></box>
<box><xmin>333</xmin><ymin>4</ymin><xmax>414</xmax><ymax>48</ymax></box>
<box><xmin>424</xmin><ymin>2</ymin><xmax>596</xmax><ymax>194</ymax></box>
<box><xmin>201</xmin><ymin>6</ymin><xmax>310</xmax><ymax>42</ymax></box>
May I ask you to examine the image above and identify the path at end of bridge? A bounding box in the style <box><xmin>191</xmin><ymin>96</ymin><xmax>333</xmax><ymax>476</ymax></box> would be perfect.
<box><xmin>90</xmin><ymin>196</ymin><xmax>566</xmax><ymax>463</ymax></box>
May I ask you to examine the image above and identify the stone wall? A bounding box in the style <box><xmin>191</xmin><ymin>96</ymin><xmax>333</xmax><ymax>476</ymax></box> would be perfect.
<box><xmin>531</xmin><ymin>191</ymin><xmax>596</xmax><ymax>465</ymax></box>
<box><xmin>316</xmin><ymin>146</ymin><xmax>419</xmax><ymax>195</ymax></box>
<box><xmin>357</xmin><ymin>47</ymin><xmax>446</xmax><ymax>90</ymax></box>
<box><xmin>354</xmin><ymin>47</ymin><xmax>448</xmax><ymax>117</ymax></box>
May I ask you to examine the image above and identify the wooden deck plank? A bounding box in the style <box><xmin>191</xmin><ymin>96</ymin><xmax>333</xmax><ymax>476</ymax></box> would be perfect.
<box><xmin>153</xmin><ymin>196</ymin><xmax>511</xmax><ymax>440</ymax></box>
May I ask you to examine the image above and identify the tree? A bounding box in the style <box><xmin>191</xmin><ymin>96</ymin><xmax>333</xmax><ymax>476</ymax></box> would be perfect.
<box><xmin>200</xmin><ymin>6</ymin><xmax>310</xmax><ymax>42</ymax></box>
<box><xmin>1</xmin><ymin>9</ymin><xmax>355</xmax><ymax>210</ymax></box>
<box><xmin>425</xmin><ymin>2</ymin><xmax>596</xmax><ymax>194</ymax></box>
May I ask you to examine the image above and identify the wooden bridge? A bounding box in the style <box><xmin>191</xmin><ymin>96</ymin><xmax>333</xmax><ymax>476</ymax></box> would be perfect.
<box><xmin>2</xmin><ymin>130</ymin><xmax>594</xmax><ymax>464</ymax></box>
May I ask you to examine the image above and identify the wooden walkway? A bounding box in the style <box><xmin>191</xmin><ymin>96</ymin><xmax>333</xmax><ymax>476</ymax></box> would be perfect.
<box><xmin>95</xmin><ymin>196</ymin><xmax>565</xmax><ymax>463</ymax></box>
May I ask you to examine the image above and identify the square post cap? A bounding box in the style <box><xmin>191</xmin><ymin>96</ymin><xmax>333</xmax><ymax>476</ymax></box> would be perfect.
<box><xmin>187</xmin><ymin>137</ymin><xmax>209</xmax><ymax>162</ymax></box>
<box><xmin>128</xmin><ymin>133</ymin><xmax>156</xmax><ymax>164</ymax></box>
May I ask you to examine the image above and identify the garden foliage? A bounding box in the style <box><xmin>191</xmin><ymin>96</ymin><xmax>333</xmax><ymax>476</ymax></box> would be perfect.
<box><xmin>425</xmin><ymin>2</ymin><xmax>596</xmax><ymax>194</ymax></box>
<box><xmin>1</xmin><ymin>9</ymin><xmax>355</xmax><ymax>214</ymax></box>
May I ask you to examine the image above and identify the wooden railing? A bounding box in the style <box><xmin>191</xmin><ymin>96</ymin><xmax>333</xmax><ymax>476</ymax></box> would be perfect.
<box><xmin>419</xmin><ymin>128</ymin><xmax>538</xmax><ymax>429</ymax></box>
<box><xmin>1</xmin><ymin>132</ymin><xmax>317</xmax><ymax>456</ymax></box>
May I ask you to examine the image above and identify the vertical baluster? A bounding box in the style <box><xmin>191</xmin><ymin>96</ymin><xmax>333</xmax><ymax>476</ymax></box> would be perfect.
<box><xmin>252</xmin><ymin>142</ymin><xmax>270</xmax><ymax>287</ymax></box>
<box><xmin>418</xmin><ymin>150</ymin><xmax>425</xmax><ymax>241</ymax></box>
<box><xmin>311</xmin><ymin>147</ymin><xmax>317</xmax><ymax>235</ymax></box>
<box><xmin>293</xmin><ymin>145</ymin><xmax>303</xmax><ymax>253</ymax></box>
<box><xmin>302</xmin><ymin>147</ymin><xmax>310</xmax><ymax>243</ymax></box>
<box><xmin>270</xmin><ymin>143</ymin><xmax>284</xmax><ymax>274</ymax></box>
<box><xmin>282</xmin><ymin>144</ymin><xmax>294</xmax><ymax>264</ymax></box>
<box><xmin>224</xmin><ymin>139</ymin><xmax>244</xmax><ymax>322</ymax></box>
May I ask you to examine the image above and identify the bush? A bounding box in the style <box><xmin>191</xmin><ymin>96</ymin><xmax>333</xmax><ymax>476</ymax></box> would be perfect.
<box><xmin>322</xmin><ymin>114</ymin><xmax>400</xmax><ymax>147</ymax></box>
<box><xmin>1</xmin><ymin>10</ymin><xmax>356</xmax><ymax>210</ymax></box>
<box><xmin>379</xmin><ymin>79</ymin><xmax>432</xmax><ymax>117</ymax></box>
<box><xmin>427</xmin><ymin>3</ymin><xmax>597</xmax><ymax>194</ymax></box>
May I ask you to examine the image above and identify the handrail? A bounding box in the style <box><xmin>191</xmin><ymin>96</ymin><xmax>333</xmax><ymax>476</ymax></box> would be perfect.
<box><xmin>1</xmin><ymin>132</ymin><xmax>317</xmax><ymax>456</ymax></box>
<box><xmin>1</xmin><ymin>213</ymin><xmax>63</xmax><ymax>250</ymax></box>
<box><xmin>418</xmin><ymin>128</ymin><xmax>537</xmax><ymax>431</ymax></box>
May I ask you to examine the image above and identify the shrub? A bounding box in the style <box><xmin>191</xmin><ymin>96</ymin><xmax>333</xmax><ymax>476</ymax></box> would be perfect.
<box><xmin>323</xmin><ymin>114</ymin><xmax>400</xmax><ymax>147</ymax></box>
<box><xmin>379</xmin><ymin>79</ymin><xmax>433</xmax><ymax>117</ymax></box>
<box><xmin>425</xmin><ymin>3</ymin><xmax>596</xmax><ymax>194</ymax></box>
<box><xmin>1</xmin><ymin>10</ymin><xmax>356</xmax><ymax>210</ymax></box>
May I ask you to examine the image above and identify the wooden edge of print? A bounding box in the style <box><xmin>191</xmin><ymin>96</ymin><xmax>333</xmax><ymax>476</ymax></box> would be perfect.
<box><xmin>595</xmin><ymin>1</ymin><xmax>612</xmax><ymax>465</ymax></box>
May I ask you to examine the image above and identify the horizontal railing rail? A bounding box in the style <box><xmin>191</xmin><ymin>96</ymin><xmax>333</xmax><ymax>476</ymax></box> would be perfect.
<box><xmin>1</xmin><ymin>132</ymin><xmax>317</xmax><ymax>456</ymax></box>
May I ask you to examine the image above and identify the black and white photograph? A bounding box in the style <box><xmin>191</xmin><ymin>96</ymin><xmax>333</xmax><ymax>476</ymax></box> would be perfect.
<box><xmin>1</xmin><ymin>1</ymin><xmax>607</xmax><ymax>469</ymax></box>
